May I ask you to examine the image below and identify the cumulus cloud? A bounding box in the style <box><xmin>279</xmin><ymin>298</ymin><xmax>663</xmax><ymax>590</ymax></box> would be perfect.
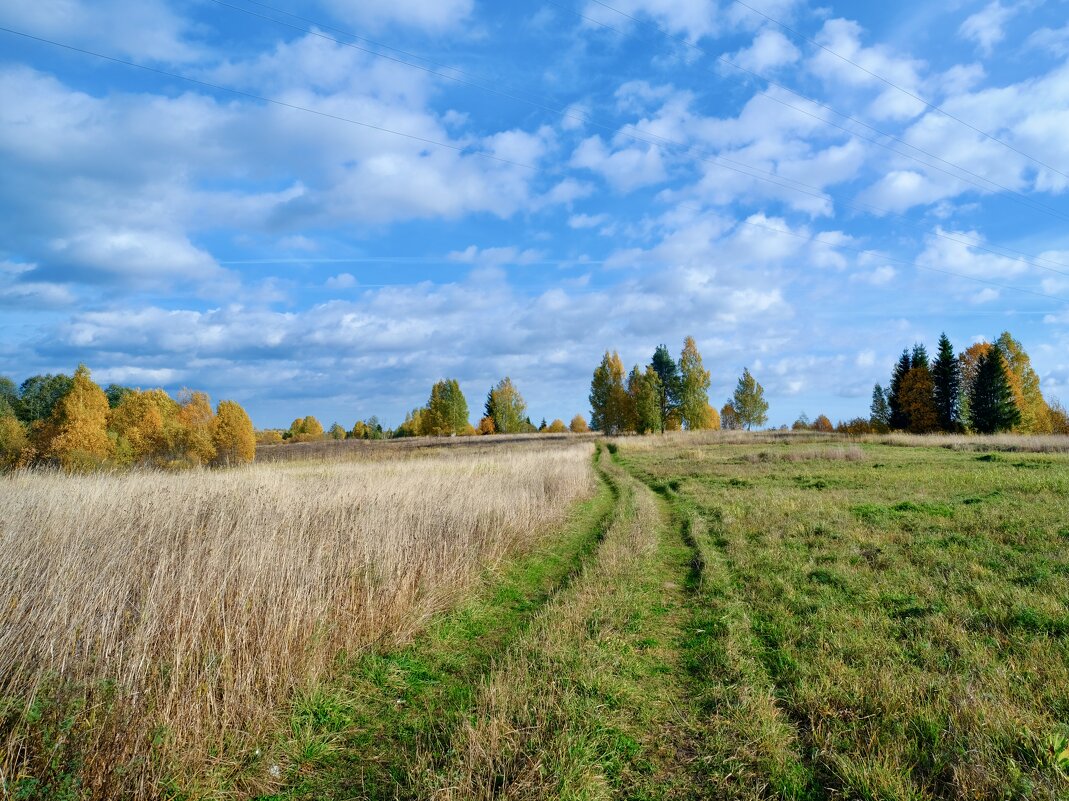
<box><xmin>958</xmin><ymin>2</ymin><xmax>1018</xmax><ymax>56</ymax></box>
<box><xmin>729</xmin><ymin>29</ymin><xmax>801</xmax><ymax>73</ymax></box>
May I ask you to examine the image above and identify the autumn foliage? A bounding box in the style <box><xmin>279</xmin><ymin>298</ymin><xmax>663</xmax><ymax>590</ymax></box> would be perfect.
<box><xmin>0</xmin><ymin>365</ymin><xmax>255</xmax><ymax>471</ymax></box>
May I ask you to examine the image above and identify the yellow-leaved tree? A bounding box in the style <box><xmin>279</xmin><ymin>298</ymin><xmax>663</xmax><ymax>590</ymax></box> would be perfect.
<box><xmin>108</xmin><ymin>389</ymin><xmax>180</xmax><ymax>465</ymax></box>
<box><xmin>0</xmin><ymin>413</ymin><xmax>31</xmax><ymax>469</ymax></box>
<box><xmin>176</xmin><ymin>390</ymin><xmax>216</xmax><ymax>466</ymax></box>
<box><xmin>569</xmin><ymin>414</ymin><xmax>589</xmax><ymax>433</ymax></box>
<box><xmin>546</xmin><ymin>419</ymin><xmax>567</xmax><ymax>433</ymax></box>
<box><xmin>211</xmin><ymin>400</ymin><xmax>256</xmax><ymax>466</ymax></box>
<box><xmin>45</xmin><ymin>365</ymin><xmax>114</xmax><ymax>471</ymax></box>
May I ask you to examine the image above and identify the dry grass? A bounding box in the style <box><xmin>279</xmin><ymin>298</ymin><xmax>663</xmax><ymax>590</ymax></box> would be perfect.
<box><xmin>862</xmin><ymin>431</ymin><xmax>1069</xmax><ymax>452</ymax></box>
<box><xmin>0</xmin><ymin>442</ymin><xmax>594</xmax><ymax>798</ymax></box>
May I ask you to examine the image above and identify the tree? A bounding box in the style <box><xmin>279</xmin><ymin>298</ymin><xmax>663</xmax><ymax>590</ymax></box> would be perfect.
<box><xmin>899</xmin><ymin>366</ymin><xmax>939</xmax><ymax>433</ymax></box>
<box><xmin>720</xmin><ymin>402</ymin><xmax>741</xmax><ymax>431</ymax></box>
<box><xmin>176</xmin><ymin>390</ymin><xmax>217</xmax><ymax>465</ymax></box>
<box><xmin>212</xmin><ymin>401</ymin><xmax>256</xmax><ymax>466</ymax></box>
<box><xmin>288</xmin><ymin>415</ymin><xmax>324</xmax><ymax>442</ymax></box>
<box><xmin>931</xmin><ymin>333</ymin><xmax>961</xmax><ymax>432</ymax></box>
<box><xmin>678</xmin><ymin>337</ymin><xmax>714</xmax><ymax>430</ymax></box>
<box><xmin>792</xmin><ymin>412</ymin><xmax>811</xmax><ymax>431</ymax></box>
<box><xmin>0</xmin><ymin>413</ymin><xmax>30</xmax><ymax>470</ymax></box>
<box><xmin>394</xmin><ymin>408</ymin><xmax>425</xmax><ymax>438</ymax></box>
<box><xmin>869</xmin><ymin>384</ymin><xmax>890</xmax><ymax>433</ymax></box>
<box><xmin>17</xmin><ymin>373</ymin><xmax>73</xmax><ymax>424</ymax></box>
<box><xmin>44</xmin><ymin>365</ymin><xmax>113</xmax><ymax>471</ymax></box>
<box><xmin>104</xmin><ymin>383</ymin><xmax>133</xmax><ymax>409</ymax></box>
<box><xmin>477</xmin><ymin>416</ymin><xmax>496</xmax><ymax>435</ymax></box>
<box><xmin>108</xmin><ymin>388</ymin><xmax>180</xmax><ymax>465</ymax></box>
<box><xmin>589</xmin><ymin>351</ymin><xmax>628</xmax><ymax>434</ymax></box>
<box><xmin>731</xmin><ymin>368</ymin><xmax>768</xmax><ymax>430</ymax></box>
<box><xmin>0</xmin><ymin>377</ymin><xmax>17</xmax><ymax>418</ymax></box>
<box><xmin>995</xmin><ymin>331</ymin><xmax>1050</xmax><ymax>433</ymax></box>
<box><xmin>812</xmin><ymin>414</ymin><xmax>833</xmax><ymax>433</ymax></box>
<box><xmin>485</xmin><ymin>377</ymin><xmax>527</xmax><ymax>434</ymax></box>
<box><xmin>547</xmin><ymin>419</ymin><xmax>567</xmax><ymax>433</ymax></box>
<box><xmin>958</xmin><ymin>342</ymin><xmax>992</xmax><ymax>431</ymax></box>
<box><xmin>1049</xmin><ymin>398</ymin><xmax>1069</xmax><ymax>435</ymax></box>
<box><xmin>538</xmin><ymin>418</ymin><xmax>548</xmax><ymax>432</ymax></box>
<box><xmin>911</xmin><ymin>343</ymin><xmax>930</xmax><ymax>371</ymax></box>
<box><xmin>650</xmin><ymin>344</ymin><xmax>681</xmax><ymax>433</ymax></box>
<box><xmin>425</xmin><ymin>379</ymin><xmax>469</xmax><ymax>436</ymax></box>
<box><xmin>327</xmin><ymin>422</ymin><xmax>346</xmax><ymax>440</ymax></box>
<box><xmin>887</xmin><ymin>350</ymin><xmax>912</xmax><ymax>430</ymax></box>
<box><xmin>969</xmin><ymin>348</ymin><xmax>1020</xmax><ymax>434</ymax></box>
<box><xmin>627</xmin><ymin>365</ymin><xmax>660</xmax><ymax>434</ymax></box>
<box><xmin>704</xmin><ymin>403</ymin><xmax>721</xmax><ymax>430</ymax></box>
<box><xmin>569</xmin><ymin>414</ymin><xmax>590</xmax><ymax>433</ymax></box>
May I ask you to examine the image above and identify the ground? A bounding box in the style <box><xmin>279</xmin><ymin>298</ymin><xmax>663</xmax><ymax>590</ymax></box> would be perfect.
<box><xmin>256</xmin><ymin>435</ymin><xmax>1069</xmax><ymax>800</ymax></box>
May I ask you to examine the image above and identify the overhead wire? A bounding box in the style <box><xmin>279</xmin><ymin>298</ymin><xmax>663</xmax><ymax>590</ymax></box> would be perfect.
<box><xmin>565</xmin><ymin>0</ymin><xmax>1069</xmax><ymax>222</ymax></box>
<box><xmin>2</xmin><ymin>24</ymin><xmax>1067</xmax><ymax>305</ymax></box>
<box><xmin>728</xmin><ymin>0</ymin><xmax>1069</xmax><ymax>181</ymax></box>
<box><xmin>205</xmin><ymin>0</ymin><xmax>1069</xmax><ymax>278</ymax></box>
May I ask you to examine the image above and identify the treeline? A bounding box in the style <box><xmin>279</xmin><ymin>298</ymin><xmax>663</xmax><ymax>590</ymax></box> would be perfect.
<box><xmin>862</xmin><ymin>331</ymin><xmax>1069</xmax><ymax>435</ymax></box>
<box><xmin>261</xmin><ymin>376</ymin><xmax>591</xmax><ymax>444</ymax></box>
<box><xmin>588</xmin><ymin>336</ymin><xmax>770</xmax><ymax>434</ymax></box>
<box><xmin>0</xmin><ymin>366</ymin><xmax>255</xmax><ymax>471</ymax></box>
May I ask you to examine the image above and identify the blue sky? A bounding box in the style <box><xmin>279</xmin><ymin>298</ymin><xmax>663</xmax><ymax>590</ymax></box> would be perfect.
<box><xmin>2</xmin><ymin>0</ymin><xmax>1069</xmax><ymax>429</ymax></box>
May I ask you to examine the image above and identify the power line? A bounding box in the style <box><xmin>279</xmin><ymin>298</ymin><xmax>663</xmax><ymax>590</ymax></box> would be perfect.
<box><xmin>2</xmin><ymin>24</ymin><xmax>1066</xmax><ymax>306</ymax></box>
<box><xmin>205</xmin><ymin>0</ymin><xmax>1069</xmax><ymax>278</ymax></box>
<box><xmin>729</xmin><ymin>0</ymin><xmax>1069</xmax><ymax>181</ymax></box>
<box><xmin>563</xmin><ymin>0</ymin><xmax>1069</xmax><ymax>223</ymax></box>
<box><xmin>0</xmin><ymin>26</ymin><xmax>538</xmax><ymax>172</ymax></box>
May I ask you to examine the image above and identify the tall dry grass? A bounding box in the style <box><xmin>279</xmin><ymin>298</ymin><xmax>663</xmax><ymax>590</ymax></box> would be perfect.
<box><xmin>0</xmin><ymin>443</ymin><xmax>594</xmax><ymax>798</ymax></box>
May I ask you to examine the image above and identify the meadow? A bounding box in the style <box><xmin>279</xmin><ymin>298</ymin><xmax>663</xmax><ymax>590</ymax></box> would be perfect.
<box><xmin>0</xmin><ymin>439</ymin><xmax>593</xmax><ymax>798</ymax></box>
<box><xmin>2</xmin><ymin>432</ymin><xmax>1068</xmax><ymax>800</ymax></box>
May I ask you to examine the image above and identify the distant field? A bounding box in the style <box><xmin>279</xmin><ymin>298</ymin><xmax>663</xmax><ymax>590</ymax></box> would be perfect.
<box><xmin>3</xmin><ymin>433</ymin><xmax>1068</xmax><ymax>800</ymax></box>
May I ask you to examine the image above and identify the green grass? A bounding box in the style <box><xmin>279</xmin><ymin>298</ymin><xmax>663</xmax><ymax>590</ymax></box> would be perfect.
<box><xmin>256</xmin><ymin>456</ymin><xmax>617</xmax><ymax>799</ymax></box>
<box><xmin>254</xmin><ymin>439</ymin><xmax>1069</xmax><ymax>800</ymax></box>
<box><xmin>619</xmin><ymin>439</ymin><xmax>1069</xmax><ymax>800</ymax></box>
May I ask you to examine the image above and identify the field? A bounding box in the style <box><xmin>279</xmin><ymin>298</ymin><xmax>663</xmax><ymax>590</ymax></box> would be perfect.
<box><xmin>2</xmin><ymin>433</ymin><xmax>1068</xmax><ymax>799</ymax></box>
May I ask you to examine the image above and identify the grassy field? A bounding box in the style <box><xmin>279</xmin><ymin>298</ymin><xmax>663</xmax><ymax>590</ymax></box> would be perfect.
<box><xmin>3</xmin><ymin>433</ymin><xmax>1068</xmax><ymax>799</ymax></box>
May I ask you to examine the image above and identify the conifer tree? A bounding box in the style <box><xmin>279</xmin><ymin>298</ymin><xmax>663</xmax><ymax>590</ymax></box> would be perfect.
<box><xmin>731</xmin><ymin>368</ymin><xmax>768</xmax><ymax>430</ymax></box>
<box><xmin>931</xmin><ymin>333</ymin><xmax>961</xmax><ymax>432</ymax></box>
<box><xmin>995</xmin><ymin>331</ymin><xmax>1050</xmax><ymax>433</ymax></box>
<box><xmin>969</xmin><ymin>349</ymin><xmax>1021</xmax><ymax>434</ymax></box>
<box><xmin>910</xmin><ymin>343</ymin><xmax>930</xmax><ymax>370</ymax></box>
<box><xmin>650</xmin><ymin>344</ymin><xmax>681</xmax><ymax>433</ymax></box>
<box><xmin>888</xmin><ymin>350</ymin><xmax>912</xmax><ymax>430</ymax></box>
<box><xmin>869</xmin><ymin>383</ymin><xmax>891</xmax><ymax>433</ymax></box>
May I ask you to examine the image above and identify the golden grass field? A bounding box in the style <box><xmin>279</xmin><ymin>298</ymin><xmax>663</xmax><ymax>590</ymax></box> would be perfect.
<box><xmin>0</xmin><ymin>439</ymin><xmax>594</xmax><ymax>797</ymax></box>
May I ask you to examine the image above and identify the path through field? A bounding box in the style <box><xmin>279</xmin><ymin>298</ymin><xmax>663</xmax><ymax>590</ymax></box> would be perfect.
<box><xmin>262</xmin><ymin>440</ymin><xmax>1069</xmax><ymax>800</ymax></box>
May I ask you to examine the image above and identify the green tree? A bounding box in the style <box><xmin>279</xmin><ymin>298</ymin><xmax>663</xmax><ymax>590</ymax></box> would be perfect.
<box><xmin>486</xmin><ymin>377</ymin><xmax>527</xmax><ymax>433</ymax></box>
<box><xmin>910</xmin><ymin>343</ymin><xmax>929</xmax><ymax>370</ymax></box>
<box><xmin>887</xmin><ymin>350</ymin><xmax>912</xmax><ymax>430</ymax></box>
<box><xmin>650</xmin><ymin>344</ymin><xmax>681</xmax><ymax>433</ymax></box>
<box><xmin>425</xmin><ymin>379</ymin><xmax>469</xmax><ymax>436</ymax></box>
<box><xmin>731</xmin><ymin>368</ymin><xmax>768</xmax><ymax>430</ymax></box>
<box><xmin>931</xmin><ymin>333</ymin><xmax>961</xmax><ymax>432</ymax></box>
<box><xmin>104</xmin><ymin>383</ymin><xmax>133</xmax><ymax>409</ymax></box>
<box><xmin>0</xmin><ymin>376</ymin><xmax>17</xmax><ymax>418</ymax></box>
<box><xmin>328</xmin><ymin>422</ymin><xmax>347</xmax><ymax>440</ymax></box>
<box><xmin>869</xmin><ymin>384</ymin><xmax>891</xmax><ymax>433</ymax></box>
<box><xmin>627</xmin><ymin>365</ymin><xmax>660</xmax><ymax>434</ymax></box>
<box><xmin>969</xmin><ymin>348</ymin><xmax>1021</xmax><ymax>434</ymax></box>
<box><xmin>17</xmin><ymin>373</ymin><xmax>73</xmax><ymax>424</ymax></box>
<box><xmin>589</xmin><ymin>351</ymin><xmax>628</xmax><ymax>434</ymax></box>
<box><xmin>678</xmin><ymin>336</ymin><xmax>713</xmax><ymax>430</ymax></box>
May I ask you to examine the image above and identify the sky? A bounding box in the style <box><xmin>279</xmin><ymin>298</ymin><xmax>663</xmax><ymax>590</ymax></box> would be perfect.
<box><xmin>2</xmin><ymin>0</ymin><xmax>1069</xmax><ymax>429</ymax></box>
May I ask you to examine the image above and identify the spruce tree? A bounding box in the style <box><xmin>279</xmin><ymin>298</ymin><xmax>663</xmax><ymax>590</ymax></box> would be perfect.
<box><xmin>969</xmin><ymin>349</ymin><xmax>1021</xmax><ymax>434</ymax></box>
<box><xmin>888</xmin><ymin>350</ymin><xmax>911</xmax><ymax>430</ymax></box>
<box><xmin>910</xmin><ymin>343</ymin><xmax>930</xmax><ymax>370</ymax></box>
<box><xmin>870</xmin><ymin>383</ymin><xmax>891</xmax><ymax>433</ymax></box>
<box><xmin>650</xmin><ymin>344</ymin><xmax>681</xmax><ymax>433</ymax></box>
<box><xmin>931</xmin><ymin>333</ymin><xmax>961</xmax><ymax>432</ymax></box>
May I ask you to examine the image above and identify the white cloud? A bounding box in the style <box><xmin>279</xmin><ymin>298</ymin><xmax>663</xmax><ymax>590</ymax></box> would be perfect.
<box><xmin>729</xmin><ymin>29</ymin><xmax>801</xmax><ymax>73</ymax></box>
<box><xmin>959</xmin><ymin>2</ymin><xmax>1018</xmax><ymax>56</ymax></box>
<box><xmin>568</xmin><ymin>213</ymin><xmax>610</xmax><ymax>229</ymax></box>
<box><xmin>325</xmin><ymin>273</ymin><xmax>357</xmax><ymax>289</ymax></box>
<box><xmin>570</xmin><ymin>136</ymin><xmax>668</xmax><ymax>192</ymax></box>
